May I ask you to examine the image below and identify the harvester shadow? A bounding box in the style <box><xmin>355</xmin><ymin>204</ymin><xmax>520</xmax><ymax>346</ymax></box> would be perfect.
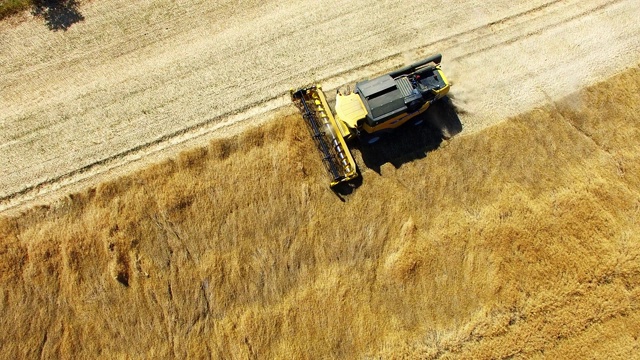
<box><xmin>32</xmin><ymin>0</ymin><xmax>84</xmax><ymax>31</ymax></box>
<box><xmin>355</xmin><ymin>96</ymin><xmax>462</xmax><ymax>175</ymax></box>
<box><xmin>331</xmin><ymin>176</ymin><xmax>363</xmax><ymax>201</ymax></box>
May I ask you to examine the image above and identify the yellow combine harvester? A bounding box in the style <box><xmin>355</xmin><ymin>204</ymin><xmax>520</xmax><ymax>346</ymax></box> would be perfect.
<box><xmin>291</xmin><ymin>54</ymin><xmax>450</xmax><ymax>187</ymax></box>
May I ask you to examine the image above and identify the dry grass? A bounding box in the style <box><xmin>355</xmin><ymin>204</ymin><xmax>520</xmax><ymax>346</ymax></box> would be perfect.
<box><xmin>1</xmin><ymin>66</ymin><xmax>640</xmax><ymax>359</ymax></box>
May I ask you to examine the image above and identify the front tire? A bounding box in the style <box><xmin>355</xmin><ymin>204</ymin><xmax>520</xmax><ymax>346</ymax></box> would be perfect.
<box><xmin>359</xmin><ymin>130</ymin><xmax>383</xmax><ymax>145</ymax></box>
<box><xmin>367</xmin><ymin>136</ymin><xmax>380</xmax><ymax>144</ymax></box>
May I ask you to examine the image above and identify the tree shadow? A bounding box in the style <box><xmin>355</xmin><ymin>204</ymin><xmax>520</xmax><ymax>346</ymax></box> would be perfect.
<box><xmin>356</xmin><ymin>96</ymin><xmax>463</xmax><ymax>174</ymax></box>
<box><xmin>32</xmin><ymin>0</ymin><xmax>84</xmax><ymax>31</ymax></box>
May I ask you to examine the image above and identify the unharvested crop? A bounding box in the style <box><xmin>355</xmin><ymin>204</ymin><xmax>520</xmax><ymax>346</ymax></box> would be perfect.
<box><xmin>0</xmin><ymin>67</ymin><xmax>639</xmax><ymax>358</ymax></box>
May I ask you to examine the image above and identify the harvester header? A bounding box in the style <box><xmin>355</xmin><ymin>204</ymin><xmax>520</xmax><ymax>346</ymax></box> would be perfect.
<box><xmin>291</xmin><ymin>86</ymin><xmax>358</xmax><ymax>187</ymax></box>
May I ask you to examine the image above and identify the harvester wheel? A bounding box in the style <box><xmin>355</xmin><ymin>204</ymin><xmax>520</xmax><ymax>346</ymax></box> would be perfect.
<box><xmin>366</xmin><ymin>136</ymin><xmax>380</xmax><ymax>144</ymax></box>
<box><xmin>359</xmin><ymin>132</ymin><xmax>381</xmax><ymax>145</ymax></box>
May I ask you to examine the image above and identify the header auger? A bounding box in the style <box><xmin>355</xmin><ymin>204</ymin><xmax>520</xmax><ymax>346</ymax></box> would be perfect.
<box><xmin>291</xmin><ymin>54</ymin><xmax>450</xmax><ymax>187</ymax></box>
<box><xmin>291</xmin><ymin>86</ymin><xmax>359</xmax><ymax>187</ymax></box>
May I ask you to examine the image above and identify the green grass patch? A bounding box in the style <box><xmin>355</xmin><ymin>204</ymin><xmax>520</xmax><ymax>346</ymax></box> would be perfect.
<box><xmin>0</xmin><ymin>0</ymin><xmax>33</xmax><ymax>20</ymax></box>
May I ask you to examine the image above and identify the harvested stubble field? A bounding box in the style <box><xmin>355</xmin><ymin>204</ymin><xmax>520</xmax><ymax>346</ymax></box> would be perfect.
<box><xmin>2</xmin><ymin>0</ymin><xmax>640</xmax><ymax>210</ymax></box>
<box><xmin>1</xmin><ymin>66</ymin><xmax>639</xmax><ymax>358</ymax></box>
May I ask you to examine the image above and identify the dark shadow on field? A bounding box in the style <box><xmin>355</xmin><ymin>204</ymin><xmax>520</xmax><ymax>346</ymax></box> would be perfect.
<box><xmin>32</xmin><ymin>0</ymin><xmax>84</xmax><ymax>31</ymax></box>
<box><xmin>356</xmin><ymin>96</ymin><xmax>463</xmax><ymax>174</ymax></box>
<box><xmin>332</xmin><ymin>175</ymin><xmax>363</xmax><ymax>201</ymax></box>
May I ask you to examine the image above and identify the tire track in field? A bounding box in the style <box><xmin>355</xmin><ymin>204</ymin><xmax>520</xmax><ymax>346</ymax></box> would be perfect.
<box><xmin>449</xmin><ymin>0</ymin><xmax>623</xmax><ymax>62</ymax></box>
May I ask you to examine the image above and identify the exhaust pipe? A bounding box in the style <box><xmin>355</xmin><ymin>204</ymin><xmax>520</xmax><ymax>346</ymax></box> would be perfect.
<box><xmin>389</xmin><ymin>53</ymin><xmax>442</xmax><ymax>78</ymax></box>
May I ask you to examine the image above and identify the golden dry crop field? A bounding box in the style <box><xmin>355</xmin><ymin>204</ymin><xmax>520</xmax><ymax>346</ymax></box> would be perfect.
<box><xmin>1</xmin><ymin>0</ymin><xmax>640</xmax><ymax>359</ymax></box>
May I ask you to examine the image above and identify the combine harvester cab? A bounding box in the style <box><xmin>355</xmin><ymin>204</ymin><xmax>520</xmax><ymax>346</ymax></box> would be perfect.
<box><xmin>291</xmin><ymin>53</ymin><xmax>450</xmax><ymax>188</ymax></box>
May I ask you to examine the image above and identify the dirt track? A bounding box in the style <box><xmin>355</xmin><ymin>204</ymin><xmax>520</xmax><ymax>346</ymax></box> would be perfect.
<box><xmin>1</xmin><ymin>0</ymin><xmax>639</xmax><ymax>211</ymax></box>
